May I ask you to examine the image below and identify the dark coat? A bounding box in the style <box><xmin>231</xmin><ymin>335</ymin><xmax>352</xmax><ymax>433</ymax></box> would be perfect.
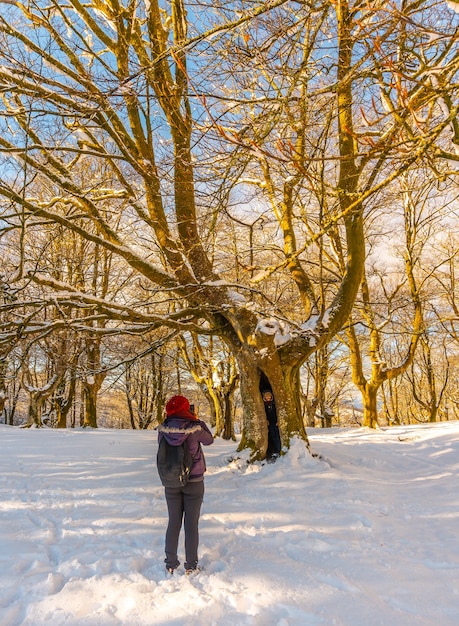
<box><xmin>158</xmin><ymin>413</ymin><xmax>214</xmax><ymax>481</ymax></box>
<box><xmin>263</xmin><ymin>399</ymin><xmax>281</xmax><ymax>456</ymax></box>
<box><xmin>263</xmin><ymin>400</ymin><xmax>278</xmax><ymax>425</ymax></box>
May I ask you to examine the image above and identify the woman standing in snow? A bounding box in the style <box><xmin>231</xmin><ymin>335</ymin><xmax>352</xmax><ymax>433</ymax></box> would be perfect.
<box><xmin>262</xmin><ymin>390</ymin><xmax>282</xmax><ymax>462</ymax></box>
<box><xmin>158</xmin><ymin>395</ymin><xmax>214</xmax><ymax>575</ymax></box>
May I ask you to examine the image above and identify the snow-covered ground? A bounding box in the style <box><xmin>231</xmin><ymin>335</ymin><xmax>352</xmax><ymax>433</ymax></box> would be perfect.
<box><xmin>1</xmin><ymin>421</ymin><xmax>459</xmax><ymax>626</ymax></box>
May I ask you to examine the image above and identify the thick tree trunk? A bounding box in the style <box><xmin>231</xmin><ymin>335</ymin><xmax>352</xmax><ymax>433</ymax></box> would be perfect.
<box><xmin>56</xmin><ymin>405</ymin><xmax>66</xmax><ymax>429</ymax></box>
<box><xmin>362</xmin><ymin>385</ymin><xmax>379</xmax><ymax>429</ymax></box>
<box><xmin>236</xmin><ymin>343</ymin><xmax>308</xmax><ymax>460</ymax></box>
<box><xmin>8</xmin><ymin>383</ymin><xmax>20</xmax><ymax>426</ymax></box>
<box><xmin>429</xmin><ymin>404</ymin><xmax>438</xmax><ymax>423</ymax></box>
<box><xmin>26</xmin><ymin>394</ymin><xmax>45</xmax><ymax>428</ymax></box>
<box><xmin>83</xmin><ymin>383</ymin><xmax>98</xmax><ymax>428</ymax></box>
<box><xmin>222</xmin><ymin>392</ymin><xmax>235</xmax><ymax>441</ymax></box>
<box><xmin>207</xmin><ymin>386</ymin><xmax>224</xmax><ymax>436</ymax></box>
<box><xmin>222</xmin><ymin>376</ymin><xmax>237</xmax><ymax>441</ymax></box>
<box><xmin>126</xmin><ymin>390</ymin><xmax>137</xmax><ymax>429</ymax></box>
<box><xmin>56</xmin><ymin>377</ymin><xmax>76</xmax><ymax>428</ymax></box>
<box><xmin>236</xmin><ymin>352</ymin><xmax>269</xmax><ymax>460</ymax></box>
<box><xmin>82</xmin><ymin>334</ymin><xmax>106</xmax><ymax>428</ymax></box>
<box><xmin>264</xmin><ymin>363</ymin><xmax>307</xmax><ymax>447</ymax></box>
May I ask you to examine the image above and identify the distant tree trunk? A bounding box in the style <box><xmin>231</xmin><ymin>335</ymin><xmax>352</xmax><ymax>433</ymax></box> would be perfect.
<box><xmin>0</xmin><ymin>391</ymin><xmax>5</xmax><ymax>424</ymax></box>
<box><xmin>0</xmin><ymin>358</ymin><xmax>7</xmax><ymax>423</ymax></box>
<box><xmin>125</xmin><ymin>350</ymin><xmax>165</xmax><ymax>429</ymax></box>
<box><xmin>304</xmin><ymin>397</ymin><xmax>317</xmax><ymax>428</ymax></box>
<box><xmin>222</xmin><ymin>392</ymin><xmax>235</xmax><ymax>441</ymax></box>
<box><xmin>26</xmin><ymin>393</ymin><xmax>45</xmax><ymax>427</ymax></box>
<box><xmin>347</xmin><ymin>247</ymin><xmax>423</xmax><ymax>429</ymax></box>
<box><xmin>178</xmin><ymin>334</ymin><xmax>233</xmax><ymax>434</ymax></box>
<box><xmin>82</xmin><ymin>333</ymin><xmax>106</xmax><ymax>428</ymax></box>
<box><xmin>7</xmin><ymin>373</ymin><xmax>21</xmax><ymax>426</ymax></box>
<box><xmin>408</xmin><ymin>334</ymin><xmax>448</xmax><ymax>424</ymax></box>
<box><xmin>83</xmin><ymin>382</ymin><xmax>99</xmax><ymax>429</ymax></box>
<box><xmin>55</xmin><ymin>373</ymin><xmax>77</xmax><ymax>429</ymax></box>
<box><xmin>208</xmin><ymin>386</ymin><xmax>224</xmax><ymax>435</ymax></box>
<box><xmin>24</xmin><ymin>383</ymin><xmax>60</xmax><ymax>428</ymax></box>
<box><xmin>203</xmin><ymin>387</ymin><xmax>218</xmax><ymax>429</ymax></box>
<box><xmin>126</xmin><ymin>382</ymin><xmax>137</xmax><ymax>429</ymax></box>
<box><xmin>221</xmin><ymin>370</ymin><xmax>238</xmax><ymax>441</ymax></box>
<box><xmin>22</xmin><ymin>352</ymin><xmax>65</xmax><ymax>427</ymax></box>
<box><xmin>381</xmin><ymin>378</ymin><xmax>401</xmax><ymax>426</ymax></box>
<box><xmin>362</xmin><ymin>384</ymin><xmax>379</xmax><ymax>429</ymax></box>
<box><xmin>312</xmin><ymin>347</ymin><xmax>333</xmax><ymax>428</ymax></box>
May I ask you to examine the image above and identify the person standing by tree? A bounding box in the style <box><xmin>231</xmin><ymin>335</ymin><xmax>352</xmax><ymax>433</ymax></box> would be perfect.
<box><xmin>262</xmin><ymin>390</ymin><xmax>282</xmax><ymax>462</ymax></box>
<box><xmin>158</xmin><ymin>395</ymin><xmax>214</xmax><ymax>575</ymax></box>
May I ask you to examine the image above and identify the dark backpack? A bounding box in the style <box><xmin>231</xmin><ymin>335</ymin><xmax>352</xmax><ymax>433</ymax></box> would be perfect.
<box><xmin>156</xmin><ymin>437</ymin><xmax>193</xmax><ymax>488</ymax></box>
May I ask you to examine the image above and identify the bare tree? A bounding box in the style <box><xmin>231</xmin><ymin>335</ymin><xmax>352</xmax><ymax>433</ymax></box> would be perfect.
<box><xmin>343</xmin><ymin>169</ymin><xmax>443</xmax><ymax>428</ymax></box>
<box><xmin>21</xmin><ymin>335</ymin><xmax>69</xmax><ymax>427</ymax></box>
<box><xmin>178</xmin><ymin>333</ymin><xmax>238</xmax><ymax>438</ymax></box>
<box><xmin>0</xmin><ymin>1</ymin><xmax>457</xmax><ymax>455</ymax></box>
<box><xmin>124</xmin><ymin>343</ymin><xmax>172</xmax><ymax>429</ymax></box>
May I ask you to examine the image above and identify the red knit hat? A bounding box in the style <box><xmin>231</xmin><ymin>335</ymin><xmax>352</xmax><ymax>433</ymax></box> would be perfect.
<box><xmin>165</xmin><ymin>395</ymin><xmax>196</xmax><ymax>419</ymax></box>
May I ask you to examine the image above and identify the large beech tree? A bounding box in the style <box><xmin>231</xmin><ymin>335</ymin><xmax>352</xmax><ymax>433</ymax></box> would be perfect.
<box><xmin>0</xmin><ymin>1</ymin><xmax>457</xmax><ymax>456</ymax></box>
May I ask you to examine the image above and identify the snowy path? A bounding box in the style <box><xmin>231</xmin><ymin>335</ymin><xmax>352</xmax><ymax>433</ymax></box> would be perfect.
<box><xmin>1</xmin><ymin>423</ymin><xmax>459</xmax><ymax>625</ymax></box>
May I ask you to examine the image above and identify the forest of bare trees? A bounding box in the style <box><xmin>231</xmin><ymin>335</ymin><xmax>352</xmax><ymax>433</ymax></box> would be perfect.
<box><xmin>0</xmin><ymin>0</ymin><xmax>458</xmax><ymax>459</ymax></box>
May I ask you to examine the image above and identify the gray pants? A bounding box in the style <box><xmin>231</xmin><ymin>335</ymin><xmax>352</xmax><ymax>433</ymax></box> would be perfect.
<box><xmin>164</xmin><ymin>480</ymin><xmax>204</xmax><ymax>570</ymax></box>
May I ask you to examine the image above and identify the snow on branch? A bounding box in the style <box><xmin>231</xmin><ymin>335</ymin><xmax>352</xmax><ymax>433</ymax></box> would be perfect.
<box><xmin>255</xmin><ymin>318</ymin><xmax>291</xmax><ymax>347</ymax></box>
<box><xmin>26</xmin><ymin>274</ymin><xmax>217</xmax><ymax>335</ymax></box>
